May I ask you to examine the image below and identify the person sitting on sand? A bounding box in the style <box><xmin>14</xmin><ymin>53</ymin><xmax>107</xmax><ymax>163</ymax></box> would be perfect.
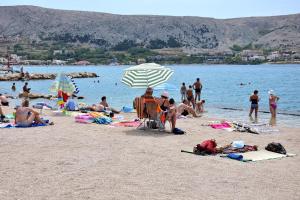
<box><xmin>15</xmin><ymin>99</ymin><xmax>47</xmax><ymax>127</ymax></box>
<box><xmin>0</xmin><ymin>93</ymin><xmax>9</xmax><ymax>106</ymax></box>
<box><xmin>100</xmin><ymin>96</ymin><xmax>120</xmax><ymax>114</ymax></box>
<box><xmin>177</xmin><ymin>99</ymin><xmax>198</xmax><ymax>117</ymax></box>
<box><xmin>269</xmin><ymin>90</ymin><xmax>279</xmax><ymax>118</ymax></box>
<box><xmin>196</xmin><ymin>100</ymin><xmax>205</xmax><ymax>113</ymax></box>
<box><xmin>249</xmin><ymin>90</ymin><xmax>259</xmax><ymax>118</ymax></box>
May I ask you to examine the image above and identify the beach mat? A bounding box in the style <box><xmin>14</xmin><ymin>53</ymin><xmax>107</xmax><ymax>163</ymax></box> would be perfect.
<box><xmin>235</xmin><ymin>150</ymin><xmax>295</xmax><ymax>162</ymax></box>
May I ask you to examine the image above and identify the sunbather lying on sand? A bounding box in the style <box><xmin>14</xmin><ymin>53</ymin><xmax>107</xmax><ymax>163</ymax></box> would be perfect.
<box><xmin>15</xmin><ymin>99</ymin><xmax>51</xmax><ymax>127</ymax></box>
<box><xmin>100</xmin><ymin>96</ymin><xmax>120</xmax><ymax>114</ymax></box>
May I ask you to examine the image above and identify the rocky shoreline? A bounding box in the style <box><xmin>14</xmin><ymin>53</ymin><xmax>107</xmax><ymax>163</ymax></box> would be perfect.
<box><xmin>0</xmin><ymin>72</ymin><xmax>98</xmax><ymax>81</ymax></box>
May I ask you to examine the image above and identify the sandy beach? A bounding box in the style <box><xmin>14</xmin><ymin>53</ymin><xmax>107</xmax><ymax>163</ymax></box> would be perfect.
<box><xmin>0</xmin><ymin>106</ymin><xmax>299</xmax><ymax>200</ymax></box>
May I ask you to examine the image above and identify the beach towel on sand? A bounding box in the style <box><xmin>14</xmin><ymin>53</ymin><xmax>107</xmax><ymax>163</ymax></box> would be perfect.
<box><xmin>0</xmin><ymin>123</ymin><xmax>47</xmax><ymax>128</ymax></box>
<box><xmin>210</xmin><ymin>122</ymin><xmax>231</xmax><ymax>129</ymax></box>
<box><xmin>112</xmin><ymin>121</ymin><xmax>141</xmax><ymax>127</ymax></box>
<box><xmin>222</xmin><ymin>150</ymin><xmax>296</xmax><ymax>162</ymax></box>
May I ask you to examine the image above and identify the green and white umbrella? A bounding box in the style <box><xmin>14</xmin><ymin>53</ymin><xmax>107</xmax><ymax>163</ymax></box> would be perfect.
<box><xmin>122</xmin><ymin>63</ymin><xmax>174</xmax><ymax>88</ymax></box>
<box><xmin>50</xmin><ymin>73</ymin><xmax>75</xmax><ymax>94</ymax></box>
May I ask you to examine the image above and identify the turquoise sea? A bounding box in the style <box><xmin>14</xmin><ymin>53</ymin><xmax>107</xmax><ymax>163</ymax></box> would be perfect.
<box><xmin>1</xmin><ymin>64</ymin><xmax>299</xmax><ymax>127</ymax></box>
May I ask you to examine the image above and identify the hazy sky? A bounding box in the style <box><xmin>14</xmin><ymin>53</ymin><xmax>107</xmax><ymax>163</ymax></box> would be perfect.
<box><xmin>1</xmin><ymin>0</ymin><xmax>300</xmax><ymax>19</ymax></box>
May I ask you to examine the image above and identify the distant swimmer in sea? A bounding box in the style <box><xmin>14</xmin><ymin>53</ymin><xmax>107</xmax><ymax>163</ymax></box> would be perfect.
<box><xmin>97</xmin><ymin>80</ymin><xmax>100</xmax><ymax>83</ymax></box>
<box><xmin>268</xmin><ymin>90</ymin><xmax>279</xmax><ymax>118</ymax></box>
<box><xmin>11</xmin><ymin>83</ymin><xmax>16</xmax><ymax>91</ymax></box>
<box><xmin>249</xmin><ymin>90</ymin><xmax>259</xmax><ymax>118</ymax></box>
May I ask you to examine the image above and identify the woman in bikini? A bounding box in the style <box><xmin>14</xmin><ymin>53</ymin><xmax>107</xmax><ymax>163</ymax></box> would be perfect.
<box><xmin>269</xmin><ymin>90</ymin><xmax>279</xmax><ymax>118</ymax></box>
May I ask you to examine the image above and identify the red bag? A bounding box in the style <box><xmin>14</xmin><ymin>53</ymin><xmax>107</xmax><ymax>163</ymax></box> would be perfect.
<box><xmin>196</xmin><ymin>139</ymin><xmax>217</xmax><ymax>154</ymax></box>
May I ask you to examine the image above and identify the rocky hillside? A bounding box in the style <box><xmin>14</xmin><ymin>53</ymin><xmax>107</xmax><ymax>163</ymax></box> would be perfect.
<box><xmin>0</xmin><ymin>5</ymin><xmax>299</xmax><ymax>52</ymax></box>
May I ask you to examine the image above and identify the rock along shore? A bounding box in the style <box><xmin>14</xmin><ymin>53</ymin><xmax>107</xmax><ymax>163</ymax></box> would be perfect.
<box><xmin>0</xmin><ymin>72</ymin><xmax>98</xmax><ymax>81</ymax></box>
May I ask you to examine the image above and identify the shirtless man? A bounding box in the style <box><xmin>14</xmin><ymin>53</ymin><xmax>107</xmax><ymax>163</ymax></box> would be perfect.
<box><xmin>186</xmin><ymin>85</ymin><xmax>195</xmax><ymax>109</ymax></box>
<box><xmin>196</xmin><ymin>100</ymin><xmax>205</xmax><ymax>113</ymax></box>
<box><xmin>193</xmin><ymin>78</ymin><xmax>202</xmax><ymax>102</ymax></box>
<box><xmin>100</xmin><ymin>96</ymin><xmax>120</xmax><ymax>114</ymax></box>
<box><xmin>177</xmin><ymin>100</ymin><xmax>198</xmax><ymax>117</ymax></box>
<box><xmin>249</xmin><ymin>90</ymin><xmax>259</xmax><ymax>118</ymax></box>
<box><xmin>15</xmin><ymin>99</ymin><xmax>46</xmax><ymax>127</ymax></box>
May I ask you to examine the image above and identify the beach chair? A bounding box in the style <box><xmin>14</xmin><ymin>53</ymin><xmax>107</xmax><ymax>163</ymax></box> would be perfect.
<box><xmin>135</xmin><ymin>96</ymin><xmax>165</xmax><ymax>131</ymax></box>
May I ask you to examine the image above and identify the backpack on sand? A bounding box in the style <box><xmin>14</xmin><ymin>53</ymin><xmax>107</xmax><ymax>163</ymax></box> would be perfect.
<box><xmin>265</xmin><ymin>142</ymin><xmax>286</xmax><ymax>154</ymax></box>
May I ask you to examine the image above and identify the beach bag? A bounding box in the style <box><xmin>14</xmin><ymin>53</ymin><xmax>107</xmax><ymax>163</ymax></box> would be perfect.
<box><xmin>172</xmin><ymin>127</ymin><xmax>185</xmax><ymax>135</ymax></box>
<box><xmin>147</xmin><ymin>120</ymin><xmax>158</xmax><ymax>129</ymax></box>
<box><xmin>195</xmin><ymin>139</ymin><xmax>217</xmax><ymax>154</ymax></box>
<box><xmin>265</xmin><ymin>142</ymin><xmax>286</xmax><ymax>154</ymax></box>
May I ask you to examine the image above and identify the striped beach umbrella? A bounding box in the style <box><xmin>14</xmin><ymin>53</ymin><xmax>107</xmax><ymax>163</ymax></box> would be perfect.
<box><xmin>50</xmin><ymin>73</ymin><xmax>75</xmax><ymax>94</ymax></box>
<box><xmin>122</xmin><ymin>63</ymin><xmax>174</xmax><ymax>88</ymax></box>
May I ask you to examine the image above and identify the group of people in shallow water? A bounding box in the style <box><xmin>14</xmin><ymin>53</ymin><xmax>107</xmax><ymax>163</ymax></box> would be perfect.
<box><xmin>180</xmin><ymin>78</ymin><xmax>205</xmax><ymax>109</ymax></box>
<box><xmin>248</xmin><ymin>89</ymin><xmax>280</xmax><ymax>120</ymax></box>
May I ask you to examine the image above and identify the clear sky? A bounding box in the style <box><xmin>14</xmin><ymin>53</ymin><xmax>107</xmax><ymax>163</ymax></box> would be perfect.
<box><xmin>1</xmin><ymin>0</ymin><xmax>300</xmax><ymax>19</ymax></box>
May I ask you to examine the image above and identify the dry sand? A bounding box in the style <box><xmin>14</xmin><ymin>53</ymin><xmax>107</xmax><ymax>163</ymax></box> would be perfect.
<box><xmin>0</xmin><ymin>106</ymin><xmax>299</xmax><ymax>200</ymax></box>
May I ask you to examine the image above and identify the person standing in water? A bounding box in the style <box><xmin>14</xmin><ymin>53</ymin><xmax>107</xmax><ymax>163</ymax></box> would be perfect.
<box><xmin>249</xmin><ymin>90</ymin><xmax>259</xmax><ymax>118</ymax></box>
<box><xmin>11</xmin><ymin>83</ymin><xmax>16</xmax><ymax>91</ymax></box>
<box><xmin>186</xmin><ymin>85</ymin><xmax>195</xmax><ymax>109</ymax></box>
<box><xmin>269</xmin><ymin>90</ymin><xmax>279</xmax><ymax>118</ymax></box>
<box><xmin>193</xmin><ymin>78</ymin><xmax>202</xmax><ymax>102</ymax></box>
<box><xmin>180</xmin><ymin>82</ymin><xmax>187</xmax><ymax>101</ymax></box>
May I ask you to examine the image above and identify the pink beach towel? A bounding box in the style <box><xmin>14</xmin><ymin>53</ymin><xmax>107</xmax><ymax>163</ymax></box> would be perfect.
<box><xmin>112</xmin><ymin>121</ymin><xmax>141</xmax><ymax>127</ymax></box>
<box><xmin>210</xmin><ymin>122</ymin><xmax>231</xmax><ymax>129</ymax></box>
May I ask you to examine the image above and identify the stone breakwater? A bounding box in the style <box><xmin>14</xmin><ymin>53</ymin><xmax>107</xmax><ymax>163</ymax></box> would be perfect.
<box><xmin>0</xmin><ymin>72</ymin><xmax>98</xmax><ymax>81</ymax></box>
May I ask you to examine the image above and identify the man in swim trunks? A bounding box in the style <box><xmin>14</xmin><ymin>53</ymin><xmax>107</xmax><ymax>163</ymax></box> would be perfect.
<box><xmin>186</xmin><ymin>85</ymin><xmax>195</xmax><ymax>109</ymax></box>
<box><xmin>100</xmin><ymin>96</ymin><xmax>120</xmax><ymax>114</ymax></box>
<box><xmin>269</xmin><ymin>90</ymin><xmax>279</xmax><ymax>118</ymax></box>
<box><xmin>249</xmin><ymin>90</ymin><xmax>259</xmax><ymax>118</ymax></box>
<box><xmin>177</xmin><ymin>100</ymin><xmax>198</xmax><ymax>117</ymax></box>
<box><xmin>15</xmin><ymin>99</ymin><xmax>46</xmax><ymax>127</ymax></box>
<box><xmin>193</xmin><ymin>78</ymin><xmax>202</xmax><ymax>102</ymax></box>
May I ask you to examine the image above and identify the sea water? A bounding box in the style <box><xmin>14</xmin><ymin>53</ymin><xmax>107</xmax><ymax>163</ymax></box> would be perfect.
<box><xmin>1</xmin><ymin>64</ymin><xmax>299</xmax><ymax>127</ymax></box>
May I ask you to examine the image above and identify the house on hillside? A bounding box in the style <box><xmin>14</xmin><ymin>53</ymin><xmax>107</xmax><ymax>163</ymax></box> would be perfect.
<box><xmin>240</xmin><ymin>50</ymin><xmax>265</xmax><ymax>62</ymax></box>
<box><xmin>74</xmin><ymin>60</ymin><xmax>91</xmax><ymax>65</ymax></box>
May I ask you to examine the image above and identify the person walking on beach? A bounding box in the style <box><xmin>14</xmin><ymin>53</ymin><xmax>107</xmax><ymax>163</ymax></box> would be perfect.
<box><xmin>269</xmin><ymin>90</ymin><xmax>279</xmax><ymax>118</ymax></box>
<box><xmin>186</xmin><ymin>85</ymin><xmax>195</xmax><ymax>109</ymax></box>
<box><xmin>180</xmin><ymin>82</ymin><xmax>187</xmax><ymax>101</ymax></box>
<box><xmin>193</xmin><ymin>78</ymin><xmax>202</xmax><ymax>102</ymax></box>
<box><xmin>249</xmin><ymin>90</ymin><xmax>259</xmax><ymax>118</ymax></box>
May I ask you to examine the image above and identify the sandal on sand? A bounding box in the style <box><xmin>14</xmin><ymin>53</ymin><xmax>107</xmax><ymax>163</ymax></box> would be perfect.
<box><xmin>49</xmin><ymin>122</ymin><xmax>54</xmax><ymax>125</ymax></box>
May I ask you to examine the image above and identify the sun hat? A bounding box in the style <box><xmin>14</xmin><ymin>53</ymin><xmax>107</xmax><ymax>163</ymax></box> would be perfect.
<box><xmin>161</xmin><ymin>91</ymin><xmax>169</xmax><ymax>98</ymax></box>
<box><xmin>268</xmin><ymin>90</ymin><xmax>275</xmax><ymax>95</ymax></box>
